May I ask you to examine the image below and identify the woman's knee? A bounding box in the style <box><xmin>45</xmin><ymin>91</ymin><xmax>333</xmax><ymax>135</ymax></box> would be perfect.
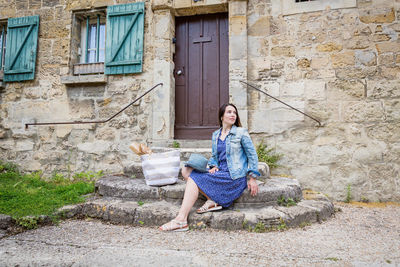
<box><xmin>181</xmin><ymin>166</ymin><xmax>193</xmax><ymax>180</ymax></box>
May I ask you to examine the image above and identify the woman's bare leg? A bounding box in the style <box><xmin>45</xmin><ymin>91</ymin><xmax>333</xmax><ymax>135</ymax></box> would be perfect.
<box><xmin>181</xmin><ymin>166</ymin><xmax>193</xmax><ymax>181</ymax></box>
<box><xmin>175</xmin><ymin>177</ymin><xmax>199</xmax><ymax>222</ymax></box>
<box><xmin>160</xmin><ymin>177</ymin><xmax>199</xmax><ymax>230</ymax></box>
<box><xmin>181</xmin><ymin>166</ymin><xmax>210</xmax><ymax>200</ymax></box>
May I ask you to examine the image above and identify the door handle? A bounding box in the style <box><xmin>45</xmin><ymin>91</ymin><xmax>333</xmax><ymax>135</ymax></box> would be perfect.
<box><xmin>176</xmin><ymin>70</ymin><xmax>183</xmax><ymax>75</ymax></box>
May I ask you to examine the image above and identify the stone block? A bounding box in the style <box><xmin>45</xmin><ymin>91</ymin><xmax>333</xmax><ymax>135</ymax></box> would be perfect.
<box><xmin>260</xmin><ymin>81</ymin><xmax>279</xmax><ymax>97</ymax></box>
<box><xmin>77</xmin><ymin>140</ymin><xmax>112</xmax><ymax>155</ymax></box>
<box><xmin>34</xmin><ymin>8</ymin><xmax>55</xmax><ymax>21</ymax></box>
<box><xmin>313</xmin><ymin>145</ymin><xmax>349</xmax><ymax>165</ymax></box>
<box><xmin>310</xmin><ymin>56</ymin><xmax>329</xmax><ymax>69</ymax></box>
<box><xmin>327</xmin><ymin>79</ymin><xmax>365</xmax><ymax>100</ymax></box>
<box><xmin>29</xmin><ymin>0</ymin><xmax>41</xmax><ymax>9</ymax></box>
<box><xmin>95</xmin><ymin>127</ymin><xmax>117</xmax><ymax>141</ymax></box>
<box><xmin>0</xmin><ymin>214</ymin><xmax>13</xmax><ymax>230</ymax></box>
<box><xmin>229</xmin><ymin>0</ymin><xmax>246</xmax><ymax>16</ymax></box>
<box><xmin>304</xmin><ymin>80</ymin><xmax>326</xmax><ymax>101</ymax></box>
<box><xmin>383</xmin><ymin>99</ymin><xmax>400</xmax><ymax>121</ymax></box>
<box><xmin>352</xmin><ymin>143</ymin><xmax>385</xmax><ymax>164</ymax></box>
<box><xmin>335</xmin><ymin>67</ymin><xmax>377</xmax><ymax>79</ymax></box>
<box><xmin>248</xmin><ymin>37</ymin><xmax>268</xmax><ymax>57</ymax></box>
<box><xmin>291</xmin><ymin>166</ymin><xmax>331</xmax><ymax>191</ymax></box>
<box><xmin>376</xmin><ymin>42</ymin><xmax>400</xmax><ymax>54</ymax></box>
<box><xmin>39</xmin><ymin>21</ymin><xmax>69</xmax><ymax>39</ymax></box>
<box><xmin>210</xmin><ymin>211</ymin><xmax>245</xmax><ymax>230</ymax></box>
<box><xmin>360</xmin><ymin>8</ymin><xmax>395</xmax><ymax>23</ymax></box>
<box><xmin>69</xmin><ymin>99</ymin><xmax>95</xmax><ymax>119</ymax></box>
<box><xmin>297</xmin><ymin>58</ymin><xmax>310</xmax><ymax>69</ymax></box>
<box><xmin>331</xmin><ymin>51</ymin><xmax>355</xmax><ymax>68</ymax></box>
<box><xmin>378</xmin><ymin>54</ymin><xmax>395</xmax><ymax>65</ymax></box>
<box><xmin>343</xmin><ymin>101</ymin><xmax>384</xmax><ymax>122</ymax></box>
<box><xmin>248</xmin><ymin>16</ymin><xmax>270</xmax><ymax>36</ymax></box>
<box><xmin>383</xmin><ymin>142</ymin><xmax>400</xmax><ymax>162</ymax></box>
<box><xmin>280</xmin><ymin>81</ymin><xmax>305</xmax><ymax>97</ymax></box>
<box><xmin>388</xmin><ymin>22</ymin><xmax>400</xmax><ymax>32</ymax></box>
<box><xmin>366</xmin><ymin>123</ymin><xmax>400</xmax><ymax>142</ymax></box>
<box><xmin>271</xmin><ymin>46</ymin><xmax>295</xmax><ymax>57</ymax></box>
<box><xmin>367</xmin><ymin>163</ymin><xmax>398</xmax><ymax>201</ymax></box>
<box><xmin>173</xmin><ymin>0</ymin><xmax>191</xmax><ymax>9</ymax></box>
<box><xmin>372</xmin><ymin>34</ymin><xmax>391</xmax><ymax>42</ymax></box>
<box><xmin>345</xmin><ymin>36</ymin><xmax>371</xmax><ymax>50</ymax></box>
<box><xmin>355</xmin><ymin>50</ymin><xmax>377</xmax><ymax>67</ymax></box>
<box><xmin>243</xmin><ymin>207</ymin><xmax>288</xmax><ymax>228</ymax></box>
<box><xmin>43</xmin><ymin>0</ymin><xmax>60</xmax><ymax>7</ymax></box>
<box><xmin>230</xmin><ymin>16</ymin><xmax>246</xmax><ymax>36</ymax></box>
<box><xmin>56</xmin><ymin>126</ymin><xmax>72</xmax><ymax>139</ymax></box>
<box><xmin>377</xmin><ymin>66</ymin><xmax>400</xmax><ymax>79</ymax></box>
<box><xmin>305</xmin><ymin>101</ymin><xmax>340</xmax><ymax>121</ymax></box>
<box><xmin>316</xmin><ymin>42</ymin><xmax>342</xmax><ymax>52</ymax></box>
<box><xmin>229</xmin><ymin>36</ymin><xmax>247</xmax><ymax>59</ymax></box>
<box><xmin>15</xmin><ymin>140</ymin><xmax>34</xmax><ymax>151</ymax></box>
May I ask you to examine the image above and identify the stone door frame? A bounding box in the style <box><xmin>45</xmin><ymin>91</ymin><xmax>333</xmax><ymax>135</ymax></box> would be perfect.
<box><xmin>150</xmin><ymin>0</ymin><xmax>248</xmax><ymax>143</ymax></box>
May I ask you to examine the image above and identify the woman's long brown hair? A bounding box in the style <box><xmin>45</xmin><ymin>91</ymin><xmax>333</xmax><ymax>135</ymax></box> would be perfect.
<box><xmin>218</xmin><ymin>103</ymin><xmax>242</xmax><ymax>127</ymax></box>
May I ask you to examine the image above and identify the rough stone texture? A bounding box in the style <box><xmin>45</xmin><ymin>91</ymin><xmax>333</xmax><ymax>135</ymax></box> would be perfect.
<box><xmin>0</xmin><ymin>214</ymin><xmax>13</xmax><ymax>230</ymax></box>
<box><xmin>95</xmin><ymin>175</ymin><xmax>302</xmax><ymax>207</ymax></box>
<box><xmin>79</xmin><ymin>196</ymin><xmax>334</xmax><ymax>230</ymax></box>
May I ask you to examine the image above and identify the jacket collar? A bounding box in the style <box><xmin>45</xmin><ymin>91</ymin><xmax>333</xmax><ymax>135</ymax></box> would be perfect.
<box><xmin>217</xmin><ymin>125</ymin><xmax>238</xmax><ymax>136</ymax></box>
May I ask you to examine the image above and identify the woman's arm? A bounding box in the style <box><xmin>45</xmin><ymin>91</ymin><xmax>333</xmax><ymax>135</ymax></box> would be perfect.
<box><xmin>241</xmin><ymin>129</ymin><xmax>261</xmax><ymax>177</ymax></box>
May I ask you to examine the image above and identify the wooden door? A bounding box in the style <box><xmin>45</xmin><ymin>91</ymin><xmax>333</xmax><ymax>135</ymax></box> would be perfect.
<box><xmin>174</xmin><ymin>13</ymin><xmax>229</xmax><ymax>140</ymax></box>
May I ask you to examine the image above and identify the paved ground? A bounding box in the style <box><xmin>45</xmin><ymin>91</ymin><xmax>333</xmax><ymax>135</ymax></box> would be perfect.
<box><xmin>0</xmin><ymin>202</ymin><xmax>399</xmax><ymax>266</ymax></box>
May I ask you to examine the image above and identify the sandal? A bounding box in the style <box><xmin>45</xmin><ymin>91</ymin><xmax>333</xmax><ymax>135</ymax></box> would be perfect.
<box><xmin>196</xmin><ymin>200</ymin><xmax>222</xmax><ymax>214</ymax></box>
<box><xmin>159</xmin><ymin>219</ymin><xmax>189</xmax><ymax>232</ymax></box>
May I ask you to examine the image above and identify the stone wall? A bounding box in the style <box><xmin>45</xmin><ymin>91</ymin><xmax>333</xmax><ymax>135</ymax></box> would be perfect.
<box><xmin>0</xmin><ymin>0</ymin><xmax>156</xmax><ymax>175</ymax></box>
<box><xmin>247</xmin><ymin>0</ymin><xmax>400</xmax><ymax>202</ymax></box>
<box><xmin>0</xmin><ymin>0</ymin><xmax>399</xmax><ymax>202</ymax></box>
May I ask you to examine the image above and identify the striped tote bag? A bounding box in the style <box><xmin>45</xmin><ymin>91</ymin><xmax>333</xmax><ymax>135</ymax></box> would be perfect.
<box><xmin>141</xmin><ymin>150</ymin><xmax>180</xmax><ymax>186</ymax></box>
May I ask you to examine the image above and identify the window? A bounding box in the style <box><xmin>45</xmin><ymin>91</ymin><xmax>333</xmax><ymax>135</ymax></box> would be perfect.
<box><xmin>69</xmin><ymin>2</ymin><xmax>144</xmax><ymax>76</ymax></box>
<box><xmin>81</xmin><ymin>15</ymin><xmax>106</xmax><ymax>64</ymax></box>
<box><xmin>71</xmin><ymin>10</ymin><xmax>106</xmax><ymax>75</ymax></box>
<box><xmin>271</xmin><ymin>0</ymin><xmax>357</xmax><ymax>16</ymax></box>
<box><xmin>0</xmin><ymin>24</ymin><xmax>6</xmax><ymax>72</ymax></box>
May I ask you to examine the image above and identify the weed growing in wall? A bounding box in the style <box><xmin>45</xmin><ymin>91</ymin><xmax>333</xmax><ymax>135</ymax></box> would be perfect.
<box><xmin>256</xmin><ymin>141</ymin><xmax>282</xmax><ymax>169</ymax></box>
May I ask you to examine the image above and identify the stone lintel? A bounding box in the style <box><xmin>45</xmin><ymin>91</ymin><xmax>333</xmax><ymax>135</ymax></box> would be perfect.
<box><xmin>60</xmin><ymin>75</ymin><xmax>107</xmax><ymax>85</ymax></box>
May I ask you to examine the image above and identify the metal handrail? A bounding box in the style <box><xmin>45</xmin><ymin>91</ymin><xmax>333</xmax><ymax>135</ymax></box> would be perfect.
<box><xmin>25</xmin><ymin>82</ymin><xmax>163</xmax><ymax>129</ymax></box>
<box><xmin>240</xmin><ymin>80</ymin><xmax>322</xmax><ymax>127</ymax></box>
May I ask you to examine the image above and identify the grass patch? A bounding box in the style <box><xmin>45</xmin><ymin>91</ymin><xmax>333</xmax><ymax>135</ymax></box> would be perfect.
<box><xmin>256</xmin><ymin>141</ymin><xmax>282</xmax><ymax>169</ymax></box>
<box><xmin>0</xmin><ymin>161</ymin><xmax>100</xmax><ymax>226</ymax></box>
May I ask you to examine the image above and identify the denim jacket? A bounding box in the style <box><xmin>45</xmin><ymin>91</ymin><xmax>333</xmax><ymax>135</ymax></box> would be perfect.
<box><xmin>208</xmin><ymin>125</ymin><xmax>261</xmax><ymax>180</ymax></box>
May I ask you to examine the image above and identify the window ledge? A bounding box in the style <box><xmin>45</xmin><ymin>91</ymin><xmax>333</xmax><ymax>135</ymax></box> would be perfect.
<box><xmin>60</xmin><ymin>74</ymin><xmax>107</xmax><ymax>85</ymax></box>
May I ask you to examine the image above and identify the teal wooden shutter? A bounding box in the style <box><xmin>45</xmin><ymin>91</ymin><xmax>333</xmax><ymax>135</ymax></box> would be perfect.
<box><xmin>105</xmin><ymin>2</ymin><xmax>144</xmax><ymax>75</ymax></box>
<box><xmin>4</xmin><ymin>15</ymin><xmax>39</xmax><ymax>82</ymax></box>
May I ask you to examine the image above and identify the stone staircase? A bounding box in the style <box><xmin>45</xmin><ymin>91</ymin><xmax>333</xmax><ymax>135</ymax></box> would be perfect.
<box><xmin>69</xmin><ymin>142</ymin><xmax>335</xmax><ymax>231</ymax></box>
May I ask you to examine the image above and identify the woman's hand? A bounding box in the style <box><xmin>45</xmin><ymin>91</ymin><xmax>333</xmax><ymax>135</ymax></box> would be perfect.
<box><xmin>208</xmin><ymin>167</ymin><xmax>219</xmax><ymax>174</ymax></box>
<box><xmin>247</xmin><ymin>177</ymin><xmax>259</xmax><ymax>196</ymax></box>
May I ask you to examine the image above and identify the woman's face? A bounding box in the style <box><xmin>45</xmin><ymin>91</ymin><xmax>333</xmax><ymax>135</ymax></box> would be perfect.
<box><xmin>221</xmin><ymin>105</ymin><xmax>237</xmax><ymax>127</ymax></box>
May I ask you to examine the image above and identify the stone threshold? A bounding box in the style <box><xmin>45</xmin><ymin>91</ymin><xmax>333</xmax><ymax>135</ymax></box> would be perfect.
<box><xmin>64</xmin><ymin>197</ymin><xmax>334</xmax><ymax>230</ymax></box>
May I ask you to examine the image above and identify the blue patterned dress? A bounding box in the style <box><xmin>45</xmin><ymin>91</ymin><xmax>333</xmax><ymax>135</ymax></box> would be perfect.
<box><xmin>190</xmin><ymin>136</ymin><xmax>247</xmax><ymax>207</ymax></box>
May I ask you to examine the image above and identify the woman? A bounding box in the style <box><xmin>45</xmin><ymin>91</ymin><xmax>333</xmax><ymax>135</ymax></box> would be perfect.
<box><xmin>160</xmin><ymin>103</ymin><xmax>260</xmax><ymax>231</ymax></box>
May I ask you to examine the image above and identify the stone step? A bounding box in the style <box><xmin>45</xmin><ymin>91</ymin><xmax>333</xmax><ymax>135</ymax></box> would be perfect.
<box><xmin>149</xmin><ymin>140</ymin><xmax>212</xmax><ymax>149</ymax></box>
<box><xmin>77</xmin><ymin>197</ymin><xmax>334</xmax><ymax>230</ymax></box>
<box><xmin>150</xmin><ymin>147</ymin><xmax>212</xmax><ymax>162</ymax></box>
<box><xmin>95</xmin><ymin>175</ymin><xmax>302</xmax><ymax>208</ymax></box>
<box><xmin>123</xmin><ymin>161</ymin><xmax>270</xmax><ymax>179</ymax></box>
